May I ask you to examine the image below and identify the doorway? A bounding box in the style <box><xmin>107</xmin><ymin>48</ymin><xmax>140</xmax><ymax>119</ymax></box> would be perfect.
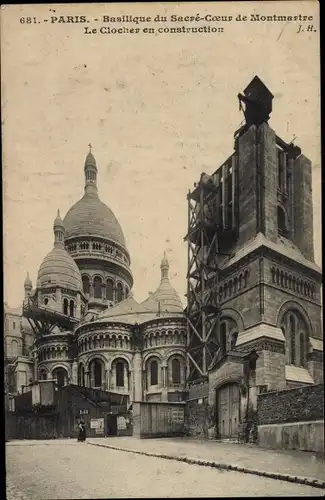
<box><xmin>216</xmin><ymin>383</ymin><xmax>240</xmax><ymax>439</ymax></box>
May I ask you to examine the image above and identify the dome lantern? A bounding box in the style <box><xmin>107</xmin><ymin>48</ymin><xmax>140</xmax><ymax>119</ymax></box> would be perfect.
<box><xmin>24</xmin><ymin>271</ymin><xmax>32</xmax><ymax>290</ymax></box>
<box><xmin>161</xmin><ymin>251</ymin><xmax>170</xmax><ymax>281</ymax></box>
<box><xmin>53</xmin><ymin>209</ymin><xmax>65</xmax><ymax>248</ymax></box>
<box><xmin>84</xmin><ymin>143</ymin><xmax>98</xmax><ymax>196</ymax></box>
<box><xmin>150</xmin><ymin>252</ymin><xmax>183</xmax><ymax>313</ymax></box>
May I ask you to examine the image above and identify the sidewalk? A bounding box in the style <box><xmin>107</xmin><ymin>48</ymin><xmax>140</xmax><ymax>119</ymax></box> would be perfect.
<box><xmin>87</xmin><ymin>436</ymin><xmax>325</xmax><ymax>488</ymax></box>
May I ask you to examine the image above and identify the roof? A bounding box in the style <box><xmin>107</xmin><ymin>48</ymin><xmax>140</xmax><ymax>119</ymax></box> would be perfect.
<box><xmin>94</xmin><ymin>294</ymin><xmax>184</xmax><ymax>326</ymax></box>
<box><xmin>87</xmin><ymin>254</ymin><xmax>185</xmax><ymax>327</ymax></box>
<box><xmin>310</xmin><ymin>337</ymin><xmax>323</xmax><ymax>352</ymax></box>
<box><xmin>63</xmin><ymin>191</ymin><xmax>126</xmax><ymax>247</ymax></box>
<box><xmin>236</xmin><ymin>324</ymin><xmax>285</xmax><ymax>346</ymax></box>
<box><xmin>219</xmin><ymin>232</ymin><xmax>321</xmax><ymax>274</ymax></box>
<box><xmin>285</xmin><ymin>365</ymin><xmax>314</xmax><ymax>384</ymax></box>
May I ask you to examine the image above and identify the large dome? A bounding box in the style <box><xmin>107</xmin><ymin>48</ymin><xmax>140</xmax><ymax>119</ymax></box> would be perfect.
<box><xmin>63</xmin><ymin>149</ymin><xmax>126</xmax><ymax>248</ymax></box>
<box><xmin>63</xmin><ymin>191</ymin><xmax>126</xmax><ymax>247</ymax></box>
<box><xmin>37</xmin><ymin>247</ymin><xmax>83</xmax><ymax>291</ymax></box>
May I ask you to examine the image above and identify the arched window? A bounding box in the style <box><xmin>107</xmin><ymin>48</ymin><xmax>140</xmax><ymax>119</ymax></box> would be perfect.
<box><xmin>69</xmin><ymin>300</ymin><xmax>74</xmax><ymax>317</ymax></box>
<box><xmin>63</xmin><ymin>298</ymin><xmax>68</xmax><ymax>315</ymax></box>
<box><xmin>281</xmin><ymin>310</ymin><xmax>309</xmax><ymax>367</ymax></box>
<box><xmin>94</xmin><ymin>277</ymin><xmax>102</xmax><ymax>299</ymax></box>
<box><xmin>230</xmin><ymin>332</ymin><xmax>238</xmax><ymax>350</ymax></box>
<box><xmin>39</xmin><ymin>369</ymin><xmax>47</xmax><ymax>381</ymax></box>
<box><xmin>106</xmin><ymin>279</ymin><xmax>114</xmax><ymax>301</ymax></box>
<box><xmin>300</xmin><ymin>333</ymin><xmax>305</xmax><ymax>367</ymax></box>
<box><xmin>280</xmin><ymin>271</ymin><xmax>285</xmax><ymax>287</ymax></box>
<box><xmin>82</xmin><ymin>275</ymin><xmax>90</xmax><ymax>295</ymax></box>
<box><xmin>116</xmin><ymin>361</ymin><xmax>124</xmax><ymax>387</ymax></box>
<box><xmin>10</xmin><ymin>339</ymin><xmax>19</xmax><ymax>358</ymax></box>
<box><xmin>116</xmin><ymin>283</ymin><xmax>123</xmax><ymax>303</ymax></box>
<box><xmin>277</xmin><ymin>206</ymin><xmax>287</xmax><ymax>236</ymax></box>
<box><xmin>150</xmin><ymin>360</ymin><xmax>158</xmax><ymax>386</ymax></box>
<box><xmin>52</xmin><ymin>368</ymin><xmax>67</xmax><ymax>387</ymax></box>
<box><xmin>93</xmin><ymin>359</ymin><xmax>103</xmax><ymax>388</ymax></box>
<box><xmin>125</xmin><ymin>287</ymin><xmax>130</xmax><ymax>298</ymax></box>
<box><xmin>220</xmin><ymin>323</ymin><xmax>227</xmax><ymax>352</ymax></box>
<box><xmin>172</xmin><ymin>358</ymin><xmax>181</xmax><ymax>384</ymax></box>
<box><xmin>275</xmin><ymin>269</ymin><xmax>280</xmax><ymax>285</ymax></box>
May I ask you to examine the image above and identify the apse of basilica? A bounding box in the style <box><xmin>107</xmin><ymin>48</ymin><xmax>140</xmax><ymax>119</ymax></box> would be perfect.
<box><xmin>5</xmin><ymin>148</ymin><xmax>187</xmax><ymax>405</ymax></box>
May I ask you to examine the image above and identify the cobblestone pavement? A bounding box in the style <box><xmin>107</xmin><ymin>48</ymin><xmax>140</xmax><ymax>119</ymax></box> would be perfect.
<box><xmin>87</xmin><ymin>436</ymin><xmax>325</xmax><ymax>482</ymax></box>
<box><xmin>6</xmin><ymin>478</ymin><xmax>30</xmax><ymax>500</ymax></box>
<box><xmin>6</xmin><ymin>440</ymin><xmax>324</xmax><ymax>498</ymax></box>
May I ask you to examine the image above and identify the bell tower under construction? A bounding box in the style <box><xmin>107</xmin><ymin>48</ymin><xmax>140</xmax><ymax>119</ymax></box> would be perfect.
<box><xmin>185</xmin><ymin>76</ymin><xmax>323</xmax><ymax>439</ymax></box>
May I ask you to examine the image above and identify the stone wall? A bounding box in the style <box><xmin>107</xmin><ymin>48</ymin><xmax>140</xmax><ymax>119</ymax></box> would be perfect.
<box><xmin>255</xmin><ymin>350</ymin><xmax>286</xmax><ymax>390</ymax></box>
<box><xmin>257</xmin><ymin>384</ymin><xmax>324</xmax><ymax>452</ymax></box>
<box><xmin>184</xmin><ymin>398</ymin><xmax>209</xmax><ymax>438</ymax></box>
<box><xmin>257</xmin><ymin>384</ymin><xmax>324</xmax><ymax>425</ymax></box>
<box><xmin>258</xmin><ymin>420</ymin><xmax>324</xmax><ymax>453</ymax></box>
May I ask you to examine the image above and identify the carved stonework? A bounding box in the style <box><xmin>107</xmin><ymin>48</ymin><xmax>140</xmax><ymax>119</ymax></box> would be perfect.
<box><xmin>307</xmin><ymin>351</ymin><xmax>323</xmax><ymax>363</ymax></box>
<box><xmin>219</xmin><ymin>268</ymin><xmax>250</xmax><ymax>304</ymax></box>
<box><xmin>270</xmin><ymin>266</ymin><xmax>316</xmax><ymax>300</ymax></box>
<box><xmin>236</xmin><ymin>339</ymin><xmax>285</xmax><ymax>354</ymax></box>
<box><xmin>61</xmin><ymin>288</ymin><xmax>78</xmax><ymax>297</ymax></box>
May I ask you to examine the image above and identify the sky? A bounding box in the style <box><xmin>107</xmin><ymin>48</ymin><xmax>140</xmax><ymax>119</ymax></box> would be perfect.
<box><xmin>2</xmin><ymin>2</ymin><xmax>321</xmax><ymax>308</ymax></box>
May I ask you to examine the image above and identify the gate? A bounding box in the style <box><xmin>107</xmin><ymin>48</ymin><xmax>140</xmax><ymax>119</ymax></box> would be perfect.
<box><xmin>217</xmin><ymin>383</ymin><xmax>240</xmax><ymax>439</ymax></box>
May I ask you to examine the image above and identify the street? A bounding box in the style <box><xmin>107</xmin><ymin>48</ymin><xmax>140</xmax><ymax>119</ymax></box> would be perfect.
<box><xmin>6</xmin><ymin>440</ymin><xmax>324</xmax><ymax>498</ymax></box>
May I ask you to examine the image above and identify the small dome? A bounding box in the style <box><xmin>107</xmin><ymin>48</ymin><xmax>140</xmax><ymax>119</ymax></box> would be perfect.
<box><xmin>24</xmin><ymin>272</ymin><xmax>32</xmax><ymax>288</ymax></box>
<box><xmin>37</xmin><ymin>247</ymin><xmax>82</xmax><ymax>291</ymax></box>
<box><xmin>150</xmin><ymin>252</ymin><xmax>183</xmax><ymax>313</ymax></box>
<box><xmin>152</xmin><ymin>280</ymin><xmax>184</xmax><ymax>313</ymax></box>
<box><xmin>37</xmin><ymin>212</ymin><xmax>83</xmax><ymax>292</ymax></box>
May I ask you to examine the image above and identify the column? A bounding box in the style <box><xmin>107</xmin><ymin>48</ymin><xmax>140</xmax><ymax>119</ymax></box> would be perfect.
<box><xmin>33</xmin><ymin>346</ymin><xmax>38</xmax><ymax>382</ymax></box>
<box><xmin>85</xmin><ymin>370</ymin><xmax>90</xmax><ymax>387</ymax></box>
<box><xmin>161</xmin><ymin>361</ymin><xmax>168</xmax><ymax>402</ymax></box>
<box><xmin>133</xmin><ymin>350</ymin><xmax>142</xmax><ymax>402</ymax></box>
<box><xmin>106</xmin><ymin>366</ymin><xmax>111</xmax><ymax>391</ymax></box>
<box><xmin>71</xmin><ymin>360</ymin><xmax>78</xmax><ymax>385</ymax></box>
<box><xmin>124</xmin><ymin>363</ymin><xmax>129</xmax><ymax>392</ymax></box>
<box><xmin>56</xmin><ymin>288</ymin><xmax>62</xmax><ymax>312</ymax></box>
<box><xmin>111</xmin><ymin>364</ymin><xmax>116</xmax><ymax>391</ymax></box>
<box><xmin>129</xmin><ymin>369</ymin><xmax>134</xmax><ymax>403</ymax></box>
<box><xmin>76</xmin><ymin>293</ymin><xmax>81</xmax><ymax>319</ymax></box>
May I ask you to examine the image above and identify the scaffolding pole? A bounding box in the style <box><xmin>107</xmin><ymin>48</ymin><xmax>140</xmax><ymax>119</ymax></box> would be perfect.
<box><xmin>185</xmin><ymin>175</ymin><xmax>221</xmax><ymax>384</ymax></box>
